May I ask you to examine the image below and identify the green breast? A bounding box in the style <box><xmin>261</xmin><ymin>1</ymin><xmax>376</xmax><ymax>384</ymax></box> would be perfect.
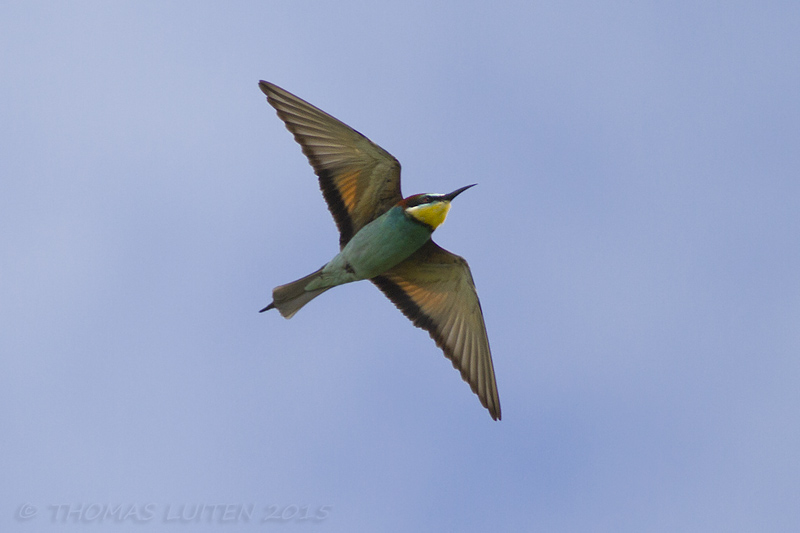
<box><xmin>340</xmin><ymin>206</ymin><xmax>432</xmax><ymax>279</ymax></box>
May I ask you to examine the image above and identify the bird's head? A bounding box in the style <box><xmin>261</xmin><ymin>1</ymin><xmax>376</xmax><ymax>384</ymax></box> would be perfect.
<box><xmin>400</xmin><ymin>184</ymin><xmax>476</xmax><ymax>230</ymax></box>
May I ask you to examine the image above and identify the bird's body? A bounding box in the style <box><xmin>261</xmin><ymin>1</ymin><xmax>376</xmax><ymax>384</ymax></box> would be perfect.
<box><xmin>258</xmin><ymin>81</ymin><xmax>501</xmax><ymax>420</ymax></box>
<box><xmin>311</xmin><ymin>204</ymin><xmax>436</xmax><ymax>289</ymax></box>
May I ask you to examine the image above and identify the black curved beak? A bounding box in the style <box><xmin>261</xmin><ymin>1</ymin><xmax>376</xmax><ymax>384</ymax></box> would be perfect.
<box><xmin>444</xmin><ymin>183</ymin><xmax>477</xmax><ymax>201</ymax></box>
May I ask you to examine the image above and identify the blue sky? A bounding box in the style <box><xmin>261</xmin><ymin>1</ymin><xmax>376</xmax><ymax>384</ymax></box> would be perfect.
<box><xmin>2</xmin><ymin>1</ymin><xmax>799</xmax><ymax>531</ymax></box>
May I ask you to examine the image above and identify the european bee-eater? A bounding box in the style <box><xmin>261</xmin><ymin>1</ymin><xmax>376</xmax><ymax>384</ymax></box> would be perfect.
<box><xmin>258</xmin><ymin>81</ymin><xmax>501</xmax><ymax>420</ymax></box>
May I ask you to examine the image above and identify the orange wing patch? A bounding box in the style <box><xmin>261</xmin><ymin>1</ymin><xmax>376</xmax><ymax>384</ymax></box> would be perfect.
<box><xmin>335</xmin><ymin>169</ymin><xmax>361</xmax><ymax>214</ymax></box>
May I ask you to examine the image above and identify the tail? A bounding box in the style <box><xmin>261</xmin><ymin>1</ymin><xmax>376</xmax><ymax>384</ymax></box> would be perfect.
<box><xmin>259</xmin><ymin>267</ymin><xmax>330</xmax><ymax>319</ymax></box>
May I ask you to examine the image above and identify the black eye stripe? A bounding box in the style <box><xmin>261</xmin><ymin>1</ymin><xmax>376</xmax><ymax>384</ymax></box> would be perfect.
<box><xmin>408</xmin><ymin>195</ymin><xmax>428</xmax><ymax>207</ymax></box>
<box><xmin>407</xmin><ymin>194</ymin><xmax>446</xmax><ymax>208</ymax></box>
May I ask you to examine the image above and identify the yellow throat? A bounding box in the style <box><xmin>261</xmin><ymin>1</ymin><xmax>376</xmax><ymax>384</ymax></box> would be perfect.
<box><xmin>406</xmin><ymin>201</ymin><xmax>451</xmax><ymax>229</ymax></box>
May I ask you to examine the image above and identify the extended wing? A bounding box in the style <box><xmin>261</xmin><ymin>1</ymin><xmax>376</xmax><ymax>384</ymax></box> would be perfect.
<box><xmin>260</xmin><ymin>81</ymin><xmax>402</xmax><ymax>248</ymax></box>
<box><xmin>372</xmin><ymin>241</ymin><xmax>501</xmax><ymax>420</ymax></box>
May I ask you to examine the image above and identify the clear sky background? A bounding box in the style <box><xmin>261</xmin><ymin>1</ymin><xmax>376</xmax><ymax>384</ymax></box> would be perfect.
<box><xmin>2</xmin><ymin>2</ymin><xmax>799</xmax><ymax>531</ymax></box>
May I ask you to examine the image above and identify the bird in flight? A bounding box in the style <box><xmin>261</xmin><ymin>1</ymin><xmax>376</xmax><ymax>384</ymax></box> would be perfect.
<box><xmin>258</xmin><ymin>81</ymin><xmax>501</xmax><ymax>420</ymax></box>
